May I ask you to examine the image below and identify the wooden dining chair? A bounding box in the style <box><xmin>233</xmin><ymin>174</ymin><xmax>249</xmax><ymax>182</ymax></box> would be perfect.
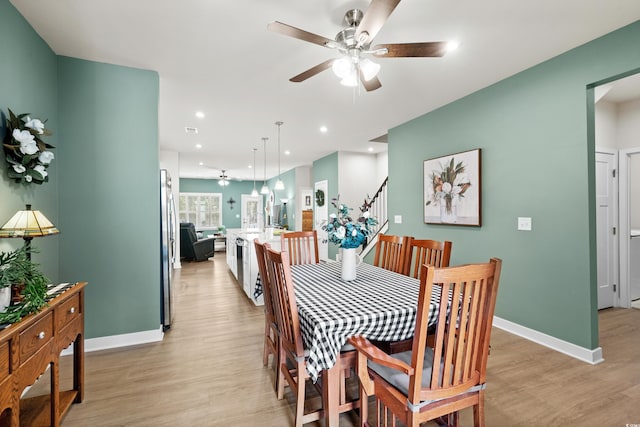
<box><xmin>349</xmin><ymin>258</ymin><xmax>502</xmax><ymax>427</ymax></box>
<box><xmin>405</xmin><ymin>238</ymin><xmax>453</xmax><ymax>279</ymax></box>
<box><xmin>280</xmin><ymin>230</ymin><xmax>320</xmax><ymax>265</ymax></box>
<box><xmin>377</xmin><ymin>238</ymin><xmax>453</xmax><ymax>355</ymax></box>
<box><xmin>254</xmin><ymin>240</ymin><xmax>279</xmax><ymax>391</ymax></box>
<box><xmin>373</xmin><ymin>234</ymin><xmax>411</xmax><ymax>274</ymax></box>
<box><xmin>265</xmin><ymin>247</ymin><xmax>357</xmax><ymax>426</ymax></box>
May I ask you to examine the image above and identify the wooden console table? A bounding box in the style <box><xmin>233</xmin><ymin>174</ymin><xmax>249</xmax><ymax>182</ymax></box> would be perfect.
<box><xmin>0</xmin><ymin>281</ymin><xmax>86</xmax><ymax>427</ymax></box>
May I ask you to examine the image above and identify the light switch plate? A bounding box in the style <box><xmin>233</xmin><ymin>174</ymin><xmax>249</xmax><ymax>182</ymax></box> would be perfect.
<box><xmin>394</xmin><ymin>215</ymin><xmax>402</xmax><ymax>224</ymax></box>
<box><xmin>517</xmin><ymin>217</ymin><xmax>532</xmax><ymax>231</ymax></box>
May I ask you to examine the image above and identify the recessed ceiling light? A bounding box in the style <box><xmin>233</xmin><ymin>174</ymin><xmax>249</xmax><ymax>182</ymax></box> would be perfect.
<box><xmin>199</xmin><ymin>162</ymin><xmax>204</xmax><ymax>166</ymax></box>
<box><xmin>195</xmin><ymin>111</ymin><xmax>205</xmax><ymax>118</ymax></box>
<box><xmin>195</xmin><ymin>143</ymin><xmax>202</xmax><ymax>149</ymax></box>
<box><xmin>446</xmin><ymin>41</ymin><xmax>459</xmax><ymax>52</ymax></box>
<box><xmin>248</xmin><ymin>164</ymin><xmax>253</xmax><ymax>168</ymax></box>
<box><xmin>284</xmin><ymin>150</ymin><xmax>291</xmax><ymax>155</ymax></box>
<box><xmin>320</xmin><ymin>126</ymin><xmax>328</xmax><ymax>133</ymax></box>
<box><xmin>368</xmin><ymin>147</ymin><xmax>374</xmax><ymax>152</ymax></box>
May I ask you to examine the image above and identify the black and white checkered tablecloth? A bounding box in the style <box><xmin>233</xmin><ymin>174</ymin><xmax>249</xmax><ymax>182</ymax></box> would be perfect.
<box><xmin>253</xmin><ymin>273</ymin><xmax>263</xmax><ymax>300</ymax></box>
<box><xmin>290</xmin><ymin>262</ymin><xmax>441</xmax><ymax>382</ymax></box>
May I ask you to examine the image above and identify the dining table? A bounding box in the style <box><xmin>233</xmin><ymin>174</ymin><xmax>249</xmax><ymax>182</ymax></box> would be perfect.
<box><xmin>287</xmin><ymin>260</ymin><xmax>442</xmax><ymax>427</ymax></box>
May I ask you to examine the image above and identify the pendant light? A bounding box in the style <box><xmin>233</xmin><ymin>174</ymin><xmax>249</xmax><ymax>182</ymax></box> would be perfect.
<box><xmin>260</xmin><ymin>137</ymin><xmax>270</xmax><ymax>195</ymax></box>
<box><xmin>251</xmin><ymin>148</ymin><xmax>259</xmax><ymax>197</ymax></box>
<box><xmin>274</xmin><ymin>121</ymin><xmax>285</xmax><ymax>190</ymax></box>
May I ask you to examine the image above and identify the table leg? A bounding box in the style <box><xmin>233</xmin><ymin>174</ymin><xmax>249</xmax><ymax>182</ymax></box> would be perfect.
<box><xmin>322</xmin><ymin>363</ymin><xmax>340</xmax><ymax>427</ymax></box>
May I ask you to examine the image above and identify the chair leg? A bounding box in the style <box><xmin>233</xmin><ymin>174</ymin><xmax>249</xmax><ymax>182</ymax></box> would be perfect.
<box><xmin>339</xmin><ymin>363</ymin><xmax>347</xmax><ymax>405</ymax></box>
<box><xmin>474</xmin><ymin>392</ymin><xmax>485</xmax><ymax>427</ymax></box>
<box><xmin>359</xmin><ymin>383</ymin><xmax>368</xmax><ymax>427</ymax></box>
<box><xmin>295</xmin><ymin>373</ymin><xmax>306</xmax><ymax>427</ymax></box>
<box><xmin>262</xmin><ymin>322</ymin><xmax>270</xmax><ymax>366</ymax></box>
<box><xmin>273</xmin><ymin>338</ymin><xmax>280</xmax><ymax>392</ymax></box>
<box><xmin>277</xmin><ymin>346</ymin><xmax>286</xmax><ymax>400</ymax></box>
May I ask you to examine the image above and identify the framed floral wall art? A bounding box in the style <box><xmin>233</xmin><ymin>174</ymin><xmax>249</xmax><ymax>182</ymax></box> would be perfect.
<box><xmin>424</xmin><ymin>148</ymin><xmax>481</xmax><ymax>226</ymax></box>
<box><xmin>3</xmin><ymin>109</ymin><xmax>55</xmax><ymax>185</ymax></box>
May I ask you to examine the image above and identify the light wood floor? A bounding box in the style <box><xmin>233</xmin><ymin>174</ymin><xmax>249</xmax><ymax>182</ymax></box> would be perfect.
<box><xmin>28</xmin><ymin>256</ymin><xmax>640</xmax><ymax>426</ymax></box>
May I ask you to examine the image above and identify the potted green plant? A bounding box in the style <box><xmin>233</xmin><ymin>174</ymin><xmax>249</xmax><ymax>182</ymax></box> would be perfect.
<box><xmin>0</xmin><ymin>247</ymin><xmax>49</xmax><ymax>324</ymax></box>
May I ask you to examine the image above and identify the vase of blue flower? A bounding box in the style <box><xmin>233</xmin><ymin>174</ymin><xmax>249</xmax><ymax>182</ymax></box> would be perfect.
<box><xmin>322</xmin><ymin>195</ymin><xmax>378</xmax><ymax>281</ymax></box>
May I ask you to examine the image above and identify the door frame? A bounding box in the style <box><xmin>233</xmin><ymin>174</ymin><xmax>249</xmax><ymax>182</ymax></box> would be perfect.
<box><xmin>314</xmin><ymin>180</ymin><xmax>329</xmax><ymax>261</ymax></box>
<box><xmin>595</xmin><ymin>148</ymin><xmax>619</xmax><ymax>309</ymax></box>
<box><xmin>618</xmin><ymin>147</ymin><xmax>640</xmax><ymax>308</ymax></box>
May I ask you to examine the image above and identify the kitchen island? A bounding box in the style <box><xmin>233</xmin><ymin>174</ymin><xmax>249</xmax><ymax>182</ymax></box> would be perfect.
<box><xmin>225</xmin><ymin>229</ymin><xmax>282</xmax><ymax>306</ymax></box>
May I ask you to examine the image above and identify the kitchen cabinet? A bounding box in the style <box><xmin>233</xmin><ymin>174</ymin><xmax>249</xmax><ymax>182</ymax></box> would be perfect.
<box><xmin>302</xmin><ymin>210</ymin><xmax>313</xmax><ymax>231</ymax></box>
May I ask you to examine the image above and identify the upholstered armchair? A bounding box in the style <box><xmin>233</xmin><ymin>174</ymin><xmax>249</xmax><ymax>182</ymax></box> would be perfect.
<box><xmin>179</xmin><ymin>223</ymin><xmax>215</xmax><ymax>261</ymax></box>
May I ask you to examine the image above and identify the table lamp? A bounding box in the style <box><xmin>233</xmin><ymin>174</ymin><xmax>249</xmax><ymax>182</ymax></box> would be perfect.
<box><xmin>0</xmin><ymin>204</ymin><xmax>59</xmax><ymax>260</ymax></box>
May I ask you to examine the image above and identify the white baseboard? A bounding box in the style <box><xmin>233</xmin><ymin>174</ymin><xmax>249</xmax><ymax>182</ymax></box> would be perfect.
<box><xmin>493</xmin><ymin>316</ymin><xmax>604</xmax><ymax>365</ymax></box>
<box><xmin>61</xmin><ymin>326</ymin><xmax>164</xmax><ymax>356</ymax></box>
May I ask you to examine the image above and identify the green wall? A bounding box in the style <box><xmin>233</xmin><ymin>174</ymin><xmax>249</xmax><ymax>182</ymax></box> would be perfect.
<box><xmin>57</xmin><ymin>57</ymin><xmax>160</xmax><ymax>338</ymax></box>
<box><xmin>313</xmin><ymin>152</ymin><xmax>339</xmax><ymax>260</ymax></box>
<box><xmin>180</xmin><ymin>178</ymin><xmax>260</xmax><ymax>229</ymax></box>
<box><xmin>387</xmin><ymin>21</ymin><xmax>640</xmax><ymax>350</ymax></box>
<box><xmin>0</xmin><ymin>0</ymin><xmax>60</xmax><ymax>281</ymax></box>
<box><xmin>0</xmin><ymin>0</ymin><xmax>161</xmax><ymax>339</ymax></box>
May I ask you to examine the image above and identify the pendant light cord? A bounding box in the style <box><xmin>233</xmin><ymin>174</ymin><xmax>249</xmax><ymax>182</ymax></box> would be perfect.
<box><xmin>276</xmin><ymin>121</ymin><xmax>283</xmax><ymax>179</ymax></box>
<box><xmin>252</xmin><ymin>148</ymin><xmax>257</xmax><ymax>191</ymax></box>
<box><xmin>262</xmin><ymin>137</ymin><xmax>267</xmax><ymax>182</ymax></box>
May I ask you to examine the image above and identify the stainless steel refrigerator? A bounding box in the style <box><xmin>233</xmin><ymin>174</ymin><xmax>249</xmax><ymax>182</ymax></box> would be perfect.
<box><xmin>160</xmin><ymin>169</ymin><xmax>176</xmax><ymax>330</ymax></box>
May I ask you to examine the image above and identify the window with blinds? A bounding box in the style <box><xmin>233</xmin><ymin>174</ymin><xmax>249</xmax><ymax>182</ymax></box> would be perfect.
<box><xmin>178</xmin><ymin>193</ymin><xmax>222</xmax><ymax>229</ymax></box>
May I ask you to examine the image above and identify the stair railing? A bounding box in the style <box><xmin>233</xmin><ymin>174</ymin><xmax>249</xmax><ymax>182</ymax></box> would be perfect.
<box><xmin>362</xmin><ymin>177</ymin><xmax>388</xmax><ymax>253</ymax></box>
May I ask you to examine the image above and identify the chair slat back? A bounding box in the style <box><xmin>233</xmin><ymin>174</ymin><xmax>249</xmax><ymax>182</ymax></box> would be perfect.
<box><xmin>373</xmin><ymin>234</ymin><xmax>410</xmax><ymax>274</ymax></box>
<box><xmin>265</xmin><ymin>247</ymin><xmax>305</xmax><ymax>358</ymax></box>
<box><xmin>408</xmin><ymin>258</ymin><xmax>502</xmax><ymax>405</ymax></box>
<box><xmin>405</xmin><ymin>239</ymin><xmax>452</xmax><ymax>279</ymax></box>
<box><xmin>254</xmin><ymin>240</ymin><xmax>276</xmax><ymax>325</ymax></box>
<box><xmin>280</xmin><ymin>230</ymin><xmax>320</xmax><ymax>265</ymax></box>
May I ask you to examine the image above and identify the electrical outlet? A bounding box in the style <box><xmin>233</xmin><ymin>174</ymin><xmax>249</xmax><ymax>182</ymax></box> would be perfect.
<box><xmin>517</xmin><ymin>217</ymin><xmax>532</xmax><ymax>231</ymax></box>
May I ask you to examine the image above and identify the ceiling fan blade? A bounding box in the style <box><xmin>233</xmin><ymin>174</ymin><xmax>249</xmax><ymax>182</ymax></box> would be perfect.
<box><xmin>290</xmin><ymin>59</ymin><xmax>335</xmax><ymax>83</ymax></box>
<box><xmin>360</xmin><ymin>71</ymin><xmax>382</xmax><ymax>92</ymax></box>
<box><xmin>355</xmin><ymin>0</ymin><xmax>401</xmax><ymax>46</ymax></box>
<box><xmin>373</xmin><ymin>42</ymin><xmax>449</xmax><ymax>58</ymax></box>
<box><xmin>268</xmin><ymin>21</ymin><xmax>335</xmax><ymax>48</ymax></box>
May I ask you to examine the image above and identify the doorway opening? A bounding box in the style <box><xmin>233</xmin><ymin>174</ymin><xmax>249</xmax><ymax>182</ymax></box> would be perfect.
<box><xmin>593</xmin><ymin>71</ymin><xmax>640</xmax><ymax>313</ymax></box>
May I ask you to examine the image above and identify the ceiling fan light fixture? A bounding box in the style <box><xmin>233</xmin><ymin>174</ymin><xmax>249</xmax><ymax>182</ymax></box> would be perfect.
<box><xmin>359</xmin><ymin>58</ymin><xmax>380</xmax><ymax>81</ymax></box>
<box><xmin>340</xmin><ymin>72</ymin><xmax>358</xmax><ymax>87</ymax></box>
<box><xmin>218</xmin><ymin>178</ymin><xmax>229</xmax><ymax>186</ymax></box>
<box><xmin>446</xmin><ymin>41</ymin><xmax>460</xmax><ymax>52</ymax></box>
<box><xmin>332</xmin><ymin>57</ymin><xmax>353</xmax><ymax>79</ymax></box>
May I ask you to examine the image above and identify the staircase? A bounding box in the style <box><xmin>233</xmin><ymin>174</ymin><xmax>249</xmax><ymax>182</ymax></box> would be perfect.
<box><xmin>361</xmin><ymin>177</ymin><xmax>388</xmax><ymax>258</ymax></box>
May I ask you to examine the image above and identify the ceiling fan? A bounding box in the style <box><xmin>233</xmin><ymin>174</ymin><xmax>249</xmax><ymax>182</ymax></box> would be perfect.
<box><xmin>267</xmin><ymin>0</ymin><xmax>452</xmax><ymax>91</ymax></box>
<box><xmin>218</xmin><ymin>170</ymin><xmax>230</xmax><ymax>186</ymax></box>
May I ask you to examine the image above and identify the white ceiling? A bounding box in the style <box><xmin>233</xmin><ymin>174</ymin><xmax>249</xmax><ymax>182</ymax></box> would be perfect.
<box><xmin>600</xmin><ymin>73</ymin><xmax>640</xmax><ymax>103</ymax></box>
<box><xmin>10</xmin><ymin>0</ymin><xmax>640</xmax><ymax>181</ymax></box>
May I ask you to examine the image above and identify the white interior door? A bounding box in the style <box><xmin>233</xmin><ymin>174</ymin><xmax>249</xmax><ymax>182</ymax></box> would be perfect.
<box><xmin>596</xmin><ymin>150</ymin><xmax>618</xmax><ymax>309</ymax></box>
<box><xmin>314</xmin><ymin>180</ymin><xmax>328</xmax><ymax>260</ymax></box>
<box><xmin>241</xmin><ymin>194</ymin><xmax>263</xmax><ymax>230</ymax></box>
